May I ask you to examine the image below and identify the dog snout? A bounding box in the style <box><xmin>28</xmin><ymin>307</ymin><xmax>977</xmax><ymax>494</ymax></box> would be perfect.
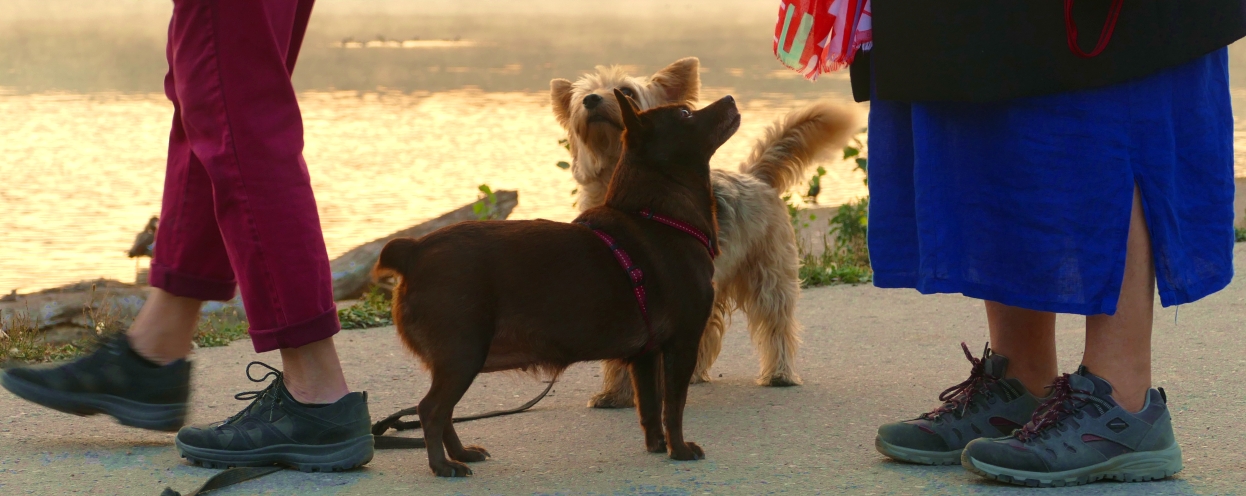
<box><xmin>583</xmin><ymin>94</ymin><xmax>603</xmax><ymax>109</ymax></box>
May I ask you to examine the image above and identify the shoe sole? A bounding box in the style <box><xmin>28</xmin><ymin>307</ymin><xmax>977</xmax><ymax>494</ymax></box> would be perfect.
<box><xmin>875</xmin><ymin>436</ymin><xmax>962</xmax><ymax>465</ymax></box>
<box><xmin>0</xmin><ymin>371</ymin><xmax>186</xmax><ymax>432</ymax></box>
<box><xmin>961</xmin><ymin>442</ymin><xmax>1183</xmax><ymax>487</ymax></box>
<box><xmin>176</xmin><ymin>435</ymin><xmax>375</xmax><ymax>473</ymax></box>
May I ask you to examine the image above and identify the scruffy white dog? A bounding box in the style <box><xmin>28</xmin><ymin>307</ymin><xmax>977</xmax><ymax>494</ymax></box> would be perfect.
<box><xmin>551</xmin><ymin>57</ymin><xmax>860</xmax><ymax>407</ymax></box>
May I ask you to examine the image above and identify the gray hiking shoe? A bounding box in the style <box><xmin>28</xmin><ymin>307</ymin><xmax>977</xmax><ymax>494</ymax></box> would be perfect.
<box><xmin>175</xmin><ymin>362</ymin><xmax>374</xmax><ymax>473</ymax></box>
<box><xmin>0</xmin><ymin>333</ymin><xmax>190</xmax><ymax>431</ymax></box>
<box><xmin>961</xmin><ymin>366</ymin><xmax>1182</xmax><ymax>487</ymax></box>
<box><xmin>876</xmin><ymin>343</ymin><xmax>1044</xmax><ymax>465</ymax></box>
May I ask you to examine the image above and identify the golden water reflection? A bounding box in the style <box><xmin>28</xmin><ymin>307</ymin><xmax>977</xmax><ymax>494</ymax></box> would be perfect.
<box><xmin>0</xmin><ymin>88</ymin><xmax>866</xmax><ymax>293</ymax></box>
<box><xmin>4</xmin><ymin>1</ymin><xmax>1246</xmax><ymax>294</ymax></box>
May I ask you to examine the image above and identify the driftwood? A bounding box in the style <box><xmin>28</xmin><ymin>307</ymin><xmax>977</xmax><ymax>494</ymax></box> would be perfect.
<box><xmin>0</xmin><ymin>192</ymin><xmax>519</xmax><ymax>342</ymax></box>
<box><xmin>329</xmin><ymin>190</ymin><xmax>519</xmax><ymax>301</ymax></box>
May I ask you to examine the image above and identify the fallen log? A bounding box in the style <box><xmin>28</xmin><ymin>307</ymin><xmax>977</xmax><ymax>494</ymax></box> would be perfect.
<box><xmin>329</xmin><ymin>190</ymin><xmax>518</xmax><ymax>301</ymax></box>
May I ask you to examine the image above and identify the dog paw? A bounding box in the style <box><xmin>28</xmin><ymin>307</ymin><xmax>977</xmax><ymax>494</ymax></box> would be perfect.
<box><xmin>669</xmin><ymin>442</ymin><xmax>705</xmax><ymax>461</ymax></box>
<box><xmin>451</xmin><ymin>445</ymin><xmax>491</xmax><ymax>463</ymax></box>
<box><xmin>645</xmin><ymin>436</ymin><xmax>667</xmax><ymax>454</ymax></box>
<box><xmin>587</xmin><ymin>392</ymin><xmax>634</xmax><ymax>409</ymax></box>
<box><xmin>430</xmin><ymin>459</ymin><xmax>473</xmax><ymax>477</ymax></box>
<box><xmin>758</xmin><ymin>373</ymin><xmax>802</xmax><ymax>387</ymax></box>
<box><xmin>689</xmin><ymin>372</ymin><xmax>712</xmax><ymax>384</ymax></box>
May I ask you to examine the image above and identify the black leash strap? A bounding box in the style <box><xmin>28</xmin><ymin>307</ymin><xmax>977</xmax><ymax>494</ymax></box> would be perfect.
<box><xmin>160</xmin><ymin>467</ymin><xmax>282</xmax><ymax>496</ymax></box>
<box><xmin>158</xmin><ymin>381</ymin><xmax>555</xmax><ymax>494</ymax></box>
<box><xmin>373</xmin><ymin>380</ymin><xmax>556</xmax><ymax>449</ymax></box>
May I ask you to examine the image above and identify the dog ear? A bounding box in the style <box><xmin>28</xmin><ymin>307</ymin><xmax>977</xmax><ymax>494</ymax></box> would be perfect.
<box><xmin>651</xmin><ymin>57</ymin><xmax>700</xmax><ymax>104</ymax></box>
<box><xmin>550</xmin><ymin>78</ymin><xmax>574</xmax><ymax>128</ymax></box>
<box><xmin>614</xmin><ymin>88</ymin><xmax>644</xmax><ymax>133</ymax></box>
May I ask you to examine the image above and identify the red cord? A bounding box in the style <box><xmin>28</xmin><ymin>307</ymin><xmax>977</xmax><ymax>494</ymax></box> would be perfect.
<box><xmin>1065</xmin><ymin>0</ymin><xmax>1124</xmax><ymax>58</ymax></box>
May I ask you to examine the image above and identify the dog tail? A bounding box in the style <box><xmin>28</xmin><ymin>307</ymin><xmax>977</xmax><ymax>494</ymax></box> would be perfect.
<box><xmin>740</xmin><ymin>101</ymin><xmax>861</xmax><ymax>193</ymax></box>
<box><xmin>374</xmin><ymin>238</ymin><xmax>421</xmax><ymax>278</ymax></box>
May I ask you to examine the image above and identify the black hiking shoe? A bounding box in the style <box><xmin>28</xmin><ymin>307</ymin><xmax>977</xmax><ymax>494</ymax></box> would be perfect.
<box><xmin>961</xmin><ymin>366</ymin><xmax>1182</xmax><ymax>487</ymax></box>
<box><xmin>175</xmin><ymin>362</ymin><xmax>374</xmax><ymax>473</ymax></box>
<box><xmin>0</xmin><ymin>333</ymin><xmax>190</xmax><ymax>431</ymax></box>
<box><xmin>876</xmin><ymin>343</ymin><xmax>1044</xmax><ymax>465</ymax></box>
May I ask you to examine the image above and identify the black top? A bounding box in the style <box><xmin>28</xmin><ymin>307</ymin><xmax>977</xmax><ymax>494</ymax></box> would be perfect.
<box><xmin>852</xmin><ymin>0</ymin><xmax>1246</xmax><ymax>103</ymax></box>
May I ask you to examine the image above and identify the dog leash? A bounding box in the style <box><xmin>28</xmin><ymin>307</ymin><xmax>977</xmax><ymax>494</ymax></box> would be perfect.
<box><xmin>162</xmin><ymin>209</ymin><xmax>706</xmax><ymax>494</ymax></box>
<box><xmin>371</xmin><ymin>379</ymin><xmax>556</xmax><ymax>449</ymax></box>
<box><xmin>160</xmin><ymin>467</ymin><xmax>283</xmax><ymax>496</ymax></box>
<box><xmin>160</xmin><ymin>381</ymin><xmax>555</xmax><ymax>495</ymax></box>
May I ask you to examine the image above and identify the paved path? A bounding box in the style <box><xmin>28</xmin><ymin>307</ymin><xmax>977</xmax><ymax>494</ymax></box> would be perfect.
<box><xmin>3</xmin><ymin>246</ymin><xmax>1245</xmax><ymax>495</ymax></box>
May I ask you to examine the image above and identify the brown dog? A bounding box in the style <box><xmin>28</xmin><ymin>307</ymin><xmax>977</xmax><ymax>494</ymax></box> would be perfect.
<box><xmin>374</xmin><ymin>90</ymin><xmax>740</xmax><ymax>477</ymax></box>
<box><xmin>552</xmin><ymin>59</ymin><xmax>861</xmax><ymax>407</ymax></box>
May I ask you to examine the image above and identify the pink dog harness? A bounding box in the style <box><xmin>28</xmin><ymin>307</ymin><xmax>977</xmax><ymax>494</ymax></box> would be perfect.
<box><xmin>578</xmin><ymin>209</ymin><xmax>716</xmax><ymax>356</ymax></box>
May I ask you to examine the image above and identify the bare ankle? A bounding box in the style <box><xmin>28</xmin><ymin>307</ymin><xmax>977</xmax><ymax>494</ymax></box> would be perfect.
<box><xmin>1000</xmin><ymin>362</ymin><xmax>1058</xmax><ymax>398</ymax></box>
<box><xmin>126</xmin><ymin>334</ymin><xmax>184</xmax><ymax>366</ymax></box>
<box><xmin>284</xmin><ymin>378</ymin><xmax>349</xmax><ymax>405</ymax></box>
<box><xmin>1010</xmin><ymin>373</ymin><xmax>1056</xmax><ymax>398</ymax></box>
<box><xmin>1095</xmin><ymin>372</ymin><xmax>1150</xmax><ymax>413</ymax></box>
<box><xmin>1112</xmin><ymin>391</ymin><xmax>1147</xmax><ymax>413</ymax></box>
<box><xmin>126</xmin><ymin>289</ymin><xmax>202</xmax><ymax>365</ymax></box>
<box><xmin>279</xmin><ymin>338</ymin><xmax>350</xmax><ymax>405</ymax></box>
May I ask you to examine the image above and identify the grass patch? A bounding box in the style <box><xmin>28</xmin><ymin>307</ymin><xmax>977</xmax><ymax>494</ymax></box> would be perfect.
<box><xmin>797</xmin><ymin>196</ymin><xmax>872</xmax><ymax>287</ymax></box>
<box><xmin>338</xmin><ymin>287</ymin><xmax>393</xmax><ymax>330</ymax></box>
<box><xmin>0</xmin><ymin>306</ymin><xmax>90</xmax><ymax>364</ymax></box>
<box><xmin>799</xmin><ymin>252</ymin><xmax>873</xmax><ymax>286</ymax></box>
<box><xmin>1236</xmin><ymin>226</ymin><xmax>1245</xmax><ymax>243</ymax></box>
<box><xmin>1</xmin><ymin>287</ymin><xmax>129</xmax><ymax>365</ymax></box>
<box><xmin>792</xmin><ymin>131</ymin><xmax>873</xmax><ymax>288</ymax></box>
<box><xmin>194</xmin><ymin>313</ymin><xmax>249</xmax><ymax>348</ymax></box>
<box><xmin>2</xmin><ymin>284</ymin><xmax>395</xmax><ymax>366</ymax></box>
<box><xmin>1</xmin><ymin>287</ymin><xmax>252</xmax><ymax>366</ymax></box>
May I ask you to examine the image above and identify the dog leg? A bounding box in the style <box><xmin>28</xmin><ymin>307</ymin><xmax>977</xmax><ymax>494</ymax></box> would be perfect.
<box><xmin>445</xmin><ymin>423</ymin><xmax>491</xmax><ymax>463</ymax></box>
<box><xmin>692</xmin><ymin>295</ymin><xmax>730</xmax><ymax>384</ymax></box>
<box><xmin>418</xmin><ymin>363</ymin><xmax>484</xmax><ymax>477</ymax></box>
<box><xmin>629</xmin><ymin>352</ymin><xmax>666</xmax><ymax>453</ymax></box>
<box><xmin>743</xmin><ymin>261</ymin><xmax>803</xmax><ymax>387</ymax></box>
<box><xmin>660</xmin><ymin>336</ymin><xmax>705</xmax><ymax>461</ymax></box>
<box><xmin>588</xmin><ymin>359</ymin><xmax>635</xmax><ymax>408</ymax></box>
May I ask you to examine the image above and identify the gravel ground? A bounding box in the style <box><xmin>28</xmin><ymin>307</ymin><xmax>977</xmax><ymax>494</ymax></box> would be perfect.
<box><xmin>2</xmin><ymin>246</ymin><xmax>1244</xmax><ymax>495</ymax></box>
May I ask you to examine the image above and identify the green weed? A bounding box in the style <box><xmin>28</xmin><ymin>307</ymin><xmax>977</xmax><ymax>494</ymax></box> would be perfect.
<box><xmin>472</xmin><ymin>184</ymin><xmax>500</xmax><ymax>221</ymax></box>
<box><xmin>798</xmin><ymin>196</ymin><xmax>872</xmax><ymax>287</ymax></box>
<box><xmin>799</xmin><ymin>249</ymin><xmax>874</xmax><ymax>287</ymax></box>
<box><xmin>1</xmin><ymin>291</ymin><xmax>253</xmax><ymax>366</ymax></box>
<box><xmin>555</xmin><ymin>138</ymin><xmax>579</xmax><ymax>206</ymax></box>
<box><xmin>194</xmin><ymin>312</ymin><xmax>249</xmax><ymax>348</ymax></box>
<box><xmin>792</xmin><ymin>129</ymin><xmax>872</xmax><ymax>287</ymax></box>
<box><xmin>0</xmin><ymin>304</ymin><xmax>87</xmax><ymax>365</ymax></box>
<box><xmin>338</xmin><ymin>287</ymin><xmax>393</xmax><ymax>330</ymax></box>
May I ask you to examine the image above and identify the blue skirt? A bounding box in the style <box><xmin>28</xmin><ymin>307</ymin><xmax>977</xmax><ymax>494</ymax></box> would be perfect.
<box><xmin>867</xmin><ymin>49</ymin><xmax>1235</xmax><ymax>315</ymax></box>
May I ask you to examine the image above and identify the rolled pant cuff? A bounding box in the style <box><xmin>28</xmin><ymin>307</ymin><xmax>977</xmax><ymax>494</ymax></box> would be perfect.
<box><xmin>248</xmin><ymin>306</ymin><xmax>341</xmax><ymax>353</ymax></box>
<box><xmin>150</xmin><ymin>263</ymin><xmax>237</xmax><ymax>301</ymax></box>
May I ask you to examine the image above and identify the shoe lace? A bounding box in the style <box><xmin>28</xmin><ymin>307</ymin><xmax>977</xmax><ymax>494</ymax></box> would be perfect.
<box><xmin>1015</xmin><ymin>373</ymin><xmax>1110</xmax><ymax>442</ymax></box>
<box><xmin>221</xmin><ymin>362</ymin><xmax>285</xmax><ymax>425</ymax></box>
<box><xmin>922</xmin><ymin>342</ymin><xmax>996</xmax><ymax>420</ymax></box>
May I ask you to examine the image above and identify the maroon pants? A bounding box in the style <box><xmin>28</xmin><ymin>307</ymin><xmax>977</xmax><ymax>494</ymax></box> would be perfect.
<box><xmin>151</xmin><ymin>0</ymin><xmax>339</xmax><ymax>353</ymax></box>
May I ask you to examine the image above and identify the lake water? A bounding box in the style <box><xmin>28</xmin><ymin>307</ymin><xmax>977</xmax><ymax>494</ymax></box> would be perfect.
<box><xmin>2</xmin><ymin>0</ymin><xmax>1245</xmax><ymax>293</ymax></box>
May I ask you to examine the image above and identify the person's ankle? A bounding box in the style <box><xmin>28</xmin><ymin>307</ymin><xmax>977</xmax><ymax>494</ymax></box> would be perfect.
<box><xmin>124</xmin><ymin>289</ymin><xmax>202</xmax><ymax>365</ymax></box>
<box><xmin>1111</xmin><ymin>391</ymin><xmax>1147</xmax><ymax>413</ymax></box>
<box><xmin>1005</xmin><ymin>370</ymin><xmax>1057</xmax><ymax>398</ymax></box>
<box><xmin>284</xmin><ymin>378</ymin><xmax>349</xmax><ymax>405</ymax></box>
<box><xmin>126</xmin><ymin>332</ymin><xmax>190</xmax><ymax>366</ymax></box>
<box><xmin>1081</xmin><ymin>365</ymin><xmax>1150</xmax><ymax>413</ymax></box>
<box><xmin>279</xmin><ymin>337</ymin><xmax>351</xmax><ymax>405</ymax></box>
